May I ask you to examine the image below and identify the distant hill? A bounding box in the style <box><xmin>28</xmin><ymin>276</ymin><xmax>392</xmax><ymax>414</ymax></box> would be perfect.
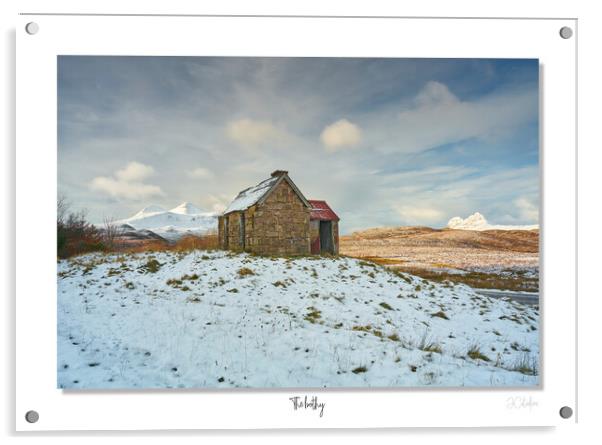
<box><xmin>340</xmin><ymin>225</ymin><xmax>539</xmax><ymax>272</ymax></box>
<box><xmin>342</xmin><ymin>226</ymin><xmax>538</xmax><ymax>252</ymax></box>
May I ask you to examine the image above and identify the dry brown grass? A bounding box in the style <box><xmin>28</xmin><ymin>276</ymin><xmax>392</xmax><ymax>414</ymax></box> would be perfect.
<box><xmin>361</xmin><ymin>256</ymin><xmax>404</xmax><ymax>266</ymax></box>
<box><xmin>342</xmin><ymin>226</ymin><xmax>539</xmax><ymax>253</ymax></box>
<box><xmin>117</xmin><ymin>240</ymin><xmax>170</xmax><ymax>253</ymax></box>
<box><xmin>339</xmin><ymin>225</ymin><xmax>539</xmax><ymax>291</ymax></box>
<box><xmin>340</xmin><ymin>226</ymin><xmax>539</xmax><ymax>268</ymax></box>
<box><xmin>395</xmin><ymin>268</ymin><xmax>539</xmax><ymax>293</ymax></box>
<box><xmin>115</xmin><ymin>233</ymin><xmax>218</xmax><ymax>254</ymax></box>
<box><xmin>173</xmin><ymin>234</ymin><xmax>218</xmax><ymax>251</ymax></box>
<box><xmin>237</xmin><ymin>267</ymin><xmax>255</xmax><ymax>277</ymax></box>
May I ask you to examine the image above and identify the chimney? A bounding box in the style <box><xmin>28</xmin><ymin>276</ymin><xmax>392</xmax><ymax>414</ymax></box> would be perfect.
<box><xmin>271</xmin><ymin>170</ymin><xmax>289</xmax><ymax>178</ymax></box>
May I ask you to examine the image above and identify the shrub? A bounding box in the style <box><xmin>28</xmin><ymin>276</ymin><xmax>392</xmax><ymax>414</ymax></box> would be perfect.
<box><xmin>57</xmin><ymin>206</ymin><xmax>105</xmax><ymax>258</ymax></box>
<box><xmin>102</xmin><ymin>216</ymin><xmax>123</xmax><ymax>250</ymax></box>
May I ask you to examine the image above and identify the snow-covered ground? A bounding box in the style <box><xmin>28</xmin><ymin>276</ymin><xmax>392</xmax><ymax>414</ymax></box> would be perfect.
<box><xmin>447</xmin><ymin>212</ymin><xmax>538</xmax><ymax>231</ymax></box>
<box><xmin>115</xmin><ymin>203</ymin><xmax>217</xmax><ymax>241</ymax></box>
<box><xmin>57</xmin><ymin>251</ymin><xmax>540</xmax><ymax>389</ymax></box>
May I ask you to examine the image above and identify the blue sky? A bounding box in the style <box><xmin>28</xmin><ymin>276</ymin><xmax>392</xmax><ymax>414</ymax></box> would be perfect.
<box><xmin>58</xmin><ymin>57</ymin><xmax>539</xmax><ymax>234</ymax></box>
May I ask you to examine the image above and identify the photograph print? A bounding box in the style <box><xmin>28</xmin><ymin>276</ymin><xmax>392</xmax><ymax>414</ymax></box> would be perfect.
<box><xmin>57</xmin><ymin>56</ymin><xmax>540</xmax><ymax>389</ymax></box>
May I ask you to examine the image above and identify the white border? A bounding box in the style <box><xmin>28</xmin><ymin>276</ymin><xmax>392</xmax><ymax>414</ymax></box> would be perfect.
<box><xmin>16</xmin><ymin>15</ymin><xmax>576</xmax><ymax>430</ymax></box>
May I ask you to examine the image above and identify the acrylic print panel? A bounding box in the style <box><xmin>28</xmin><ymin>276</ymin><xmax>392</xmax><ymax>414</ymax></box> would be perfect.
<box><xmin>56</xmin><ymin>56</ymin><xmax>540</xmax><ymax>390</ymax></box>
<box><xmin>17</xmin><ymin>15</ymin><xmax>575</xmax><ymax>430</ymax></box>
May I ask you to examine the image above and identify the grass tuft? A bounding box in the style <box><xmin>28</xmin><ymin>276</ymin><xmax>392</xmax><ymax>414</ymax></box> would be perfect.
<box><xmin>387</xmin><ymin>333</ymin><xmax>400</xmax><ymax>342</ymax></box>
<box><xmin>304</xmin><ymin>307</ymin><xmax>322</xmax><ymax>324</ymax></box>
<box><xmin>417</xmin><ymin>332</ymin><xmax>442</xmax><ymax>353</ymax></box>
<box><xmin>430</xmin><ymin>310</ymin><xmax>450</xmax><ymax>320</ymax></box>
<box><xmin>140</xmin><ymin>258</ymin><xmax>161</xmax><ymax>273</ymax></box>
<box><xmin>467</xmin><ymin>344</ymin><xmax>491</xmax><ymax>362</ymax></box>
<box><xmin>379</xmin><ymin>302</ymin><xmax>394</xmax><ymax>311</ymax></box>
<box><xmin>510</xmin><ymin>353</ymin><xmax>538</xmax><ymax>376</ymax></box>
<box><xmin>352</xmin><ymin>325</ymin><xmax>372</xmax><ymax>332</ymax></box>
<box><xmin>237</xmin><ymin>267</ymin><xmax>255</xmax><ymax>277</ymax></box>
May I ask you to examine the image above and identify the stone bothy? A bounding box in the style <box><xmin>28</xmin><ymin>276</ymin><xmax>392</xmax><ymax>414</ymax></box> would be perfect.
<box><xmin>218</xmin><ymin>171</ymin><xmax>339</xmax><ymax>256</ymax></box>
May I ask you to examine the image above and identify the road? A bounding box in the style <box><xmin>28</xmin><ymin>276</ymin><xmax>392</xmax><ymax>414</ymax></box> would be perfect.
<box><xmin>475</xmin><ymin>289</ymin><xmax>539</xmax><ymax>306</ymax></box>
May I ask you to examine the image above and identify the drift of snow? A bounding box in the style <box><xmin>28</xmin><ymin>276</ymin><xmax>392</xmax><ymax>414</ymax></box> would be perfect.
<box><xmin>57</xmin><ymin>251</ymin><xmax>539</xmax><ymax>389</ymax></box>
<box><xmin>223</xmin><ymin>176</ymin><xmax>279</xmax><ymax>214</ymax></box>
<box><xmin>116</xmin><ymin>203</ymin><xmax>217</xmax><ymax>241</ymax></box>
<box><xmin>447</xmin><ymin>212</ymin><xmax>538</xmax><ymax>231</ymax></box>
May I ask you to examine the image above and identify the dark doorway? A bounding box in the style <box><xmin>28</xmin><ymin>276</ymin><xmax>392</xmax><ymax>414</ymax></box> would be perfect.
<box><xmin>224</xmin><ymin>217</ymin><xmax>229</xmax><ymax>249</ymax></box>
<box><xmin>319</xmin><ymin>221</ymin><xmax>333</xmax><ymax>254</ymax></box>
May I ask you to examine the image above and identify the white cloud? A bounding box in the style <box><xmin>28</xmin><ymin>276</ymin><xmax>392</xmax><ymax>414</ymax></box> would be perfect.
<box><xmin>187</xmin><ymin>167</ymin><xmax>214</xmax><ymax>179</ymax></box>
<box><xmin>90</xmin><ymin>162</ymin><xmax>164</xmax><ymax>200</ymax></box>
<box><xmin>198</xmin><ymin>193</ymin><xmax>231</xmax><ymax>215</ymax></box>
<box><xmin>60</xmin><ymin>58</ymin><xmax>539</xmax><ymax>229</ymax></box>
<box><xmin>226</xmin><ymin>118</ymin><xmax>282</xmax><ymax>146</ymax></box>
<box><xmin>368</xmin><ymin>81</ymin><xmax>538</xmax><ymax>155</ymax></box>
<box><xmin>320</xmin><ymin>119</ymin><xmax>362</xmax><ymax>151</ymax></box>
<box><xmin>393</xmin><ymin>204</ymin><xmax>444</xmax><ymax>224</ymax></box>
<box><xmin>414</xmin><ymin>81</ymin><xmax>459</xmax><ymax>108</ymax></box>
<box><xmin>515</xmin><ymin>197</ymin><xmax>539</xmax><ymax>222</ymax></box>
<box><xmin>114</xmin><ymin>161</ymin><xmax>155</xmax><ymax>182</ymax></box>
<box><xmin>211</xmin><ymin>202</ymin><xmax>227</xmax><ymax>213</ymax></box>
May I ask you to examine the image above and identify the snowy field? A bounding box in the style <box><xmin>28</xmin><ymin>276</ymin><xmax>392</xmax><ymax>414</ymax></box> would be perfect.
<box><xmin>57</xmin><ymin>250</ymin><xmax>540</xmax><ymax>389</ymax></box>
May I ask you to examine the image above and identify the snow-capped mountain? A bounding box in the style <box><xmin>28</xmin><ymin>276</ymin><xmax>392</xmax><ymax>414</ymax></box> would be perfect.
<box><xmin>116</xmin><ymin>202</ymin><xmax>218</xmax><ymax>241</ymax></box>
<box><xmin>446</xmin><ymin>212</ymin><xmax>538</xmax><ymax>231</ymax></box>
<box><xmin>130</xmin><ymin>205</ymin><xmax>167</xmax><ymax>220</ymax></box>
<box><xmin>169</xmin><ymin>202</ymin><xmax>205</xmax><ymax>215</ymax></box>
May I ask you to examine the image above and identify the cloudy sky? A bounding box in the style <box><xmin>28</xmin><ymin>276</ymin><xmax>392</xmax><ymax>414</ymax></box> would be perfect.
<box><xmin>58</xmin><ymin>56</ymin><xmax>539</xmax><ymax>234</ymax></box>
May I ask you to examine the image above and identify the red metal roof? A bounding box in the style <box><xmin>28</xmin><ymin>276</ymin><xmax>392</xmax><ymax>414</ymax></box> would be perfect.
<box><xmin>309</xmin><ymin>200</ymin><xmax>340</xmax><ymax>221</ymax></box>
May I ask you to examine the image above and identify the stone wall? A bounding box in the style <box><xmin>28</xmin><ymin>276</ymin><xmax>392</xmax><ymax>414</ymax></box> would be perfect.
<box><xmin>219</xmin><ymin>178</ymin><xmax>334</xmax><ymax>256</ymax></box>
<box><xmin>246</xmin><ymin>180</ymin><xmax>311</xmax><ymax>255</ymax></box>
<box><xmin>218</xmin><ymin>212</ymin><xmax>244</xmax><ymax>250</ymax></box>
